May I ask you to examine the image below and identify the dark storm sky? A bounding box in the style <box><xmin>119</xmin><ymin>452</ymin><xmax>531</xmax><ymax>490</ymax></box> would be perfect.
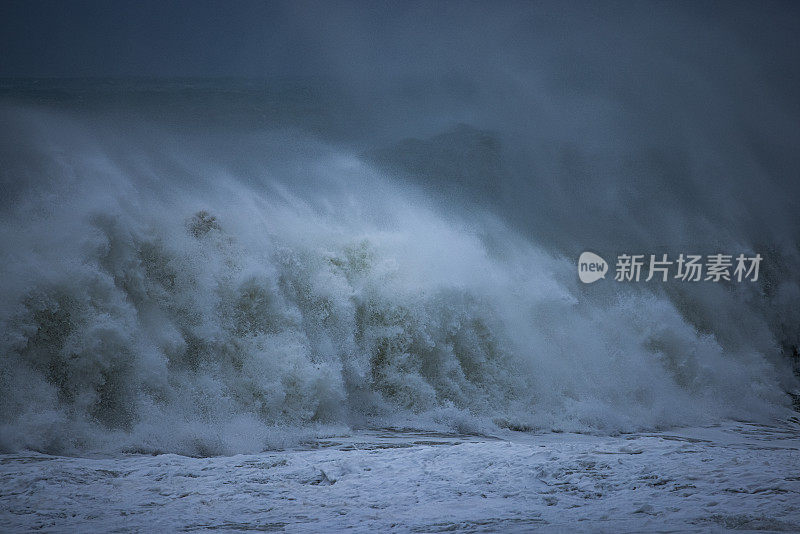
<box><xmin>2</xmin><ymin>0</ymin><xmax>799</xmax><ymax>83</ymax></box>
<box><xmin>0</xmin><ymin>0</ymin><xmax>470</xmax><ymax>78</ymax></box>
<box><xmin>0</xmin><ymin>0</ymin><xmax>320</xmax><ymax>77</ymax></box>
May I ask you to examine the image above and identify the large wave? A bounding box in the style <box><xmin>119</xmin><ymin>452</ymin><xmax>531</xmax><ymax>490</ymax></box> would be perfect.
<box><xmin>0</xmin><ymin>101</ymin><xmax>795</xmax><ymax>456</ymax></box>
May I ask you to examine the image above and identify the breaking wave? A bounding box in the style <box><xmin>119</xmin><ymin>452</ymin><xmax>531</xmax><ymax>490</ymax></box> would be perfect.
<box><xmin>0</xmin><ymin>102</ymin><xmax>796</xmax><ymax>456</ymax></box>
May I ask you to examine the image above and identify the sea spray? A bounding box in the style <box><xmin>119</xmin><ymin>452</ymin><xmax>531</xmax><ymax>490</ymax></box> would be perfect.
<box><xmin>0</xmin><ymin>103</ymin><xmax>793</xmax><ymax>456</ymax></box>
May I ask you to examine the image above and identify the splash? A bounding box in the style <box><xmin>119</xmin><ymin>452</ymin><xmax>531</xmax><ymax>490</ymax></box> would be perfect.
<box><xmin>0</xmin><ymin>101</ymin><xmax>794</xmax><ymax>456</ymax></box>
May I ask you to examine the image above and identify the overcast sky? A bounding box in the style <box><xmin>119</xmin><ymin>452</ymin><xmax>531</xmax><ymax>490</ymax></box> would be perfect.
<box><xmin>1</xmin><ymin>0</ymin><xmax>798</xmax><ymax>82</ymax></box>
<box><xmin>1</xmin><ymin>0</ymin><xmax>307</xmax><ymax>77</ymax></box>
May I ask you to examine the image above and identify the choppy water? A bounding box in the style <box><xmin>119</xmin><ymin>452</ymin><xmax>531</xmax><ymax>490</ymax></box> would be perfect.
<box><xmin>2</xmin><ymin>422</ymin><xmax>798</xmax><ymax>532</ymax></box>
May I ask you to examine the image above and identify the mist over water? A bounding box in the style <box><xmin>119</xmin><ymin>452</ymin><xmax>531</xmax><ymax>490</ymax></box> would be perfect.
<box><xmin>1</xmin><ymin>3</ymin><xmax>799</xmax><ymax>456</ymax></box>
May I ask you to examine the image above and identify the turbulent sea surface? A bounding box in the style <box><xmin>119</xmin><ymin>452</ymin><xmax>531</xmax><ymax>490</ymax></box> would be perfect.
<box><xmin>2</xmin><ymin>424</ymin><xmax>799</xmax><ymax>532</ymax></box>
<box><xmin>0</xmin><ymin>71</ymin><xmax>799</xmax><ymax>531</ymax></box>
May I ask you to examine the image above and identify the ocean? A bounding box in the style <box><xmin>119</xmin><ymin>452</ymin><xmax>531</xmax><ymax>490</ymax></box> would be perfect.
<box><xmin>0</xmin><ymin>74</ymin><xmax>798</xmax><ymax>531</ymax></box>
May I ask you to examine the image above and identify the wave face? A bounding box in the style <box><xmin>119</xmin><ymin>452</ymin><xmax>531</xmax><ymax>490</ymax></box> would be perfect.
<box><xmin>0</xmin><ymin>79</ymin><xmax>797</xmax><ymax>456</ymax></box>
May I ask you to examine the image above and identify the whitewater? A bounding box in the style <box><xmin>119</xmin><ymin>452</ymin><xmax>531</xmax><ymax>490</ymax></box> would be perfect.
<box><xmin>0</xmin><ymin>73</ymin><xmax>798</xmax><ymax>531</ymax></box>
